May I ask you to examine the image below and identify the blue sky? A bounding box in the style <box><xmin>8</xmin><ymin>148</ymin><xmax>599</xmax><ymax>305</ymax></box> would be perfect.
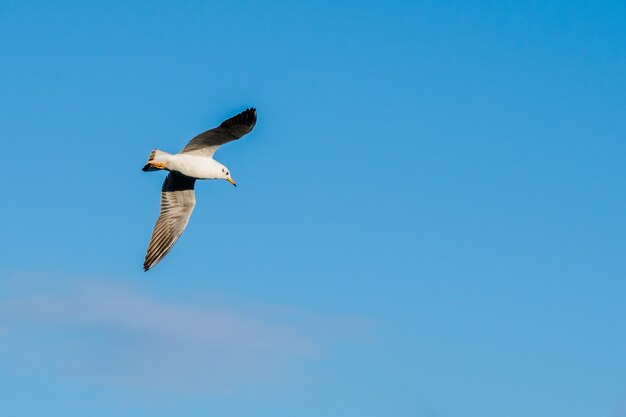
<box><xmin>1</xmin><ymin>1</ymin><xmax>626</xmax><ymax>416</ymax></box>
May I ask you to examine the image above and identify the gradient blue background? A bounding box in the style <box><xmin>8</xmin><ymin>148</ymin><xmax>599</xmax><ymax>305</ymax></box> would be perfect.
<box><xmin>1</xmin><ymin>1</ymin><xmax>626</xmax><ymax>416</ymax></box>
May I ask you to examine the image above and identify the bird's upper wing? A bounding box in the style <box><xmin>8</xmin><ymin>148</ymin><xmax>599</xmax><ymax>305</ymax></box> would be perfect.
<box><xmin>144</xmin><ymin>173</ymin><xmax>196</xmax><ymax>271</ymax></box>
<box><xmin>180</xmin><ymin>108</ymin><xmax>257</xmax><ymax>157</ymax></box>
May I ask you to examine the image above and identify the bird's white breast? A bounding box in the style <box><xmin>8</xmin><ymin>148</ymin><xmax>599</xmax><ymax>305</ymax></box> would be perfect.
<box><xmin>167</xmin><ymin>154</ymin><xmax>223</xmax><ymax>179</ymax></box>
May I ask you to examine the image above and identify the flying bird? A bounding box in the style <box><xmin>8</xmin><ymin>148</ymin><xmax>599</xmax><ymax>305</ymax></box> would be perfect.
<box><xmin>141</xmin><ymin>108</ymin><xmax>257</xmax><ymax>271</ymax></box>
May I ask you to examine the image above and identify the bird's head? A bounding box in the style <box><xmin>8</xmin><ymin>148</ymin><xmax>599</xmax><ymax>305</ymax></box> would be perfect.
<box><xmin>219</xmin><ymin>165</ymin><xmax>236</xmax><ymax>187</ymax></box>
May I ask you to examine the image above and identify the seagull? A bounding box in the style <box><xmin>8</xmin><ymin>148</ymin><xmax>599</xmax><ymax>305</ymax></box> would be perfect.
<box><xmin>141</xmin><ymin>108</ymin><xmax>257</xmax><ymax>271</ymax></box>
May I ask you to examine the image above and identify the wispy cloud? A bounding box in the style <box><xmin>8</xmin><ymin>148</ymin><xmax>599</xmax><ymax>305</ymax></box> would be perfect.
<box><xmin>0</xmin><ymin>275</ymin><xmax>364</xmax><ymax>394</ymax></box>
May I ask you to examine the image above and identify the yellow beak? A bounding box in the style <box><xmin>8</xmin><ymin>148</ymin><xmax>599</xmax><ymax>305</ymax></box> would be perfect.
<box><xmin>226</xmin><ymin>178</ymin><xmax>237</xmax><ymax>187</ymax></box>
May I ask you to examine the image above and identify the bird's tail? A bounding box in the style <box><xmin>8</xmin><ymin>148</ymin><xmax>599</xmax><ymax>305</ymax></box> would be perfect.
<box><xmin>142</xmin><ymin>149</ymin><xmax>170</xmax><ymax>172</ymax></box>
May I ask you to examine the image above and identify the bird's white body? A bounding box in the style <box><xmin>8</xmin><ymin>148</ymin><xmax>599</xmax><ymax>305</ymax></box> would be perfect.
<box><xmin>152</xmin><ymin>150</ymin><xmax>227</xmax><ymax>179</ymax></box>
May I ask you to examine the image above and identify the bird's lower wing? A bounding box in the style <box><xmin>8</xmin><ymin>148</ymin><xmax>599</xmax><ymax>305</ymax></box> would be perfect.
<box><xmin>144</xmin><ymin>173</ymin><xmax>196</xmax><ymax>271</ymax></box>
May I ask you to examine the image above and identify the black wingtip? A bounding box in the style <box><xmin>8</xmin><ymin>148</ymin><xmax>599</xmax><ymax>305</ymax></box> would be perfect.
<box><xmin>220</xmin><ymin>107</ymin><xmax>257</xmax><ymax>129</ymax></box>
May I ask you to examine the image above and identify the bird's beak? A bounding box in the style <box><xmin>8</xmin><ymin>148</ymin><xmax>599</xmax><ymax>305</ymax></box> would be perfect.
<box><xmin>226</xmin><ymin>178</ymin><xmax>237</xmax><ymax>187</ymax></box>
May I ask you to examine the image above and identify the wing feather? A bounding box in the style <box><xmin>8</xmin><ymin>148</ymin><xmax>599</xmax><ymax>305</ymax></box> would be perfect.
<box><xmin>180</xmin><ymin>108</ymin><xmax>257</xmax><ymax>157</ymax></box>
<box><xmin>143</xmin><ymin>173</ymin><xmax>196</xmax><ymax>271</ymax></box>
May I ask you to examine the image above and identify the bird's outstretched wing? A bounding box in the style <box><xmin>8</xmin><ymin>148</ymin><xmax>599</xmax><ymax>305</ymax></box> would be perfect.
<box><xmin>180</xmin><ymin>107</ymin><xmax>257</xmax><ymax>157</ymax></box>
<box><xmin>144</xmin><ymin>173</ymin><xmax>196</xmax><ymax>271</ymax></box>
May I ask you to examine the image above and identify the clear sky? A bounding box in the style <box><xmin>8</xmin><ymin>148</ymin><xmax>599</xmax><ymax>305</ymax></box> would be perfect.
<box><xmin>1</xmin><ymin>1</ymin><xmax>625</xmax><ymax>416</ymax></box>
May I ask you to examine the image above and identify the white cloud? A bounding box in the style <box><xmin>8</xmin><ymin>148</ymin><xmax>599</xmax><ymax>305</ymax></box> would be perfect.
<box><xmin>0</xmin><ymin>276</ymin><xmax>332</xmax><ymax>394</ymax></box>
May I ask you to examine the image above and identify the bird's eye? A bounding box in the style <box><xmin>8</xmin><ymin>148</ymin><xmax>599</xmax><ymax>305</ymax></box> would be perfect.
<box><xmin>222</xmin><ymin>168</ymin><xmax>225</xmax><ymax>172</ymax></box>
